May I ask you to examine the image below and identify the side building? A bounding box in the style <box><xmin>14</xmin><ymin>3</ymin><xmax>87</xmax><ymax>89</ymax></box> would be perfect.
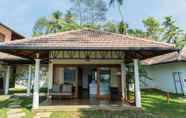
<box><xmin>142</xmin><ymin>48</ymin><xmax>186</xmax><ymax>95</ymax></box>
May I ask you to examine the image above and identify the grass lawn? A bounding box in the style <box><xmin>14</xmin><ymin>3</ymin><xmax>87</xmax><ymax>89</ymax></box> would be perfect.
<box><xmin>49</xmin><ymin>90</ymin><xmax>186</xmax><ymax>118</ymax></box>
<box><xmin>0</xmin><ymin>89</ymin><xmax>186</xmax><ymax>118</ymax></box>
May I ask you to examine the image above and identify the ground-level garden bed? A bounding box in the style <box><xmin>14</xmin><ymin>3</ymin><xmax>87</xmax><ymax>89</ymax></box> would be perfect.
<box><xmin>0</xmin><ymin>89</ymin><xmax>186</xmax><ymax>118</ymax></box>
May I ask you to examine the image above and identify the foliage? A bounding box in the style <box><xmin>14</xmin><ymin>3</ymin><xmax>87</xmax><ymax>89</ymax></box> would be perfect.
<box><xmin>162</xmin><ymin>16</ymin><xmax>183</xmax><ymax>44</ymax></box>
<box><xmin>32</xmin><ymin>1</ymin><xmax>186</xmax><ymax>48</ymax></box>
<box><xmin>109</xmin><ymin>0</ymin><xmax>124</xmax><ymax>6</ymax></box>
<box><xmin>32</xmin><ymin>10</ymin><xmax>80</xmax><ymax>36</ymax></box>
<box><xmin>0</xmin><ymin>108</ymin><xmax>7</xmax><ymax>118</ymax></box>
<box><xmin>118</xmin><ymin>20</ymin><xmax>128</xmax><ymax>34</ymax></box>
<box><xmin>102</xmin><ymin>21</ymin><xmax>118</xmax><ymax>33</ymax></box>
<box><xmin>126</xmin><ymin>63</ymin><xmax>152</xmax><ymax>82</ymax></box>
<box><xmin>109</xmin><ymin>0</ymin><xmax>124</xmax><ymax>21</ymax></box>
<box><xmin>71</xmin><ymin>0</ymin><xmax>108</xmax><ymax>24</ymax></box>
<box><xmin>175</xmin><ymin>33</ymin><xmax>186</xmax><ymax>49</ymax></box>
<box><xmin>64</xmin><ymin>10</ymin><xmax>76</xmax><ymax>23</ymax></box>
<box><xmin>127</xmin><ymin>28</ymin><xmax>146</xmax><ymax>38</ymax></box>
<box><xmin>142</xmin><ymin>17</ymin><xmax>162</xmax><ymax>40</ymax></box>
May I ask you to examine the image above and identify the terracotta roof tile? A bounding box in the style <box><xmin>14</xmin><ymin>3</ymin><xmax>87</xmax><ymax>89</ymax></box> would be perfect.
<box><xmin>142</xmin><ymin>46</ymin><xmax>186</xmax><ymax>65</ymax></box>
<box><xmin>0</xmin><ymin>29</ymin><xmax>174</xmax><ymax>50</ymax></box>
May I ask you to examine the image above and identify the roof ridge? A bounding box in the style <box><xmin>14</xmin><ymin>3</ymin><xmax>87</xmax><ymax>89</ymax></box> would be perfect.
<box><xmin>83</xmin><ymin>29</ymin><xmax>175</xmax><ymax>47</ymax></box>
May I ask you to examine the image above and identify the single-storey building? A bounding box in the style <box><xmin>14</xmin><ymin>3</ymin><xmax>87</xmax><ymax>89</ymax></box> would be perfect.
<box><xmin>0</xmin><ymin>29</ymin><xmax>175</xmax><ymax>109</ymax></box>
<box><xmin>142</xmin><ymin>47</ymin><xmax>186</xmax><ymax>95</ymax></box>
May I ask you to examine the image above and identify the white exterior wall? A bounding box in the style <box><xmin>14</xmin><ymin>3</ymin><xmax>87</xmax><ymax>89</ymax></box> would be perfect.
<box><xmin>141</xmin><ymin>62</ymin><xmax>186</xmax><ymax>95</ymax></box>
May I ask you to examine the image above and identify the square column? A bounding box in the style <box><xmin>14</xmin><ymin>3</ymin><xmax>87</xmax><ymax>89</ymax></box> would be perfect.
<box><xmin>133</xmin><ymin>59</ymin><xmax>141</xmax><ymax>108</ymax></box>
<box><xmin>121</xmin><ymin>62</ymin><xmax>127</xmax><ymax>101</ymax></box>
<box><xmin>5</xmin><ymin>65</ymin><xmax>10</xmax><ymax>95</ymax></box>
<box><xmin>27</xmin><ymin>65</ymin><xmax>32</xmax><ymax>96</ymax></box>
<box><xmin>33</xmin><ymin>58</ymin><xmax>40</xmax><ymax>109</ymax></box>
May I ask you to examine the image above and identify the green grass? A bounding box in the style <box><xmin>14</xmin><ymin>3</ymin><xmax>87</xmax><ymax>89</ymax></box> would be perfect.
<box><xmin>0</xmin><ymin>95</ymin><xmax>45</xmax><ymax>118</ymax></box>
<box><xmin>141</xmin><ymin>89</ymin><xmax>186</xmax><ymax>118</ymax></box>
<box><xmin>8</xmin><ymin>87</ymin><xmax>48</xmax><ymax>94</ymax></box>
<box><xmin>0</xmin><ymin>108</ymin><xmax>7</xmax><ymax>118</ymax></box>
<box><xmin>0</xmin><ymin>89</ymin><xmax>186</xmax><ymax>118</ymax></box>
<box><xmin>9</xmin><ymin>88</ymin><xmax>27</xmax><ymax>94</ymax></box>
<box><xmin>49</xmin><ymin>110</ymin><xmax>157</xmax><ymax>118</ymax></box>
<box><xmin>50</xmin><ymin>89</ymin><xmax>186</xmax><ymax>118</ymax></box>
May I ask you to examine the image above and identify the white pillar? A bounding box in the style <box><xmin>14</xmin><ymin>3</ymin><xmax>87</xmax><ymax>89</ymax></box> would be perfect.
<box><xmin>33</xmin><ymin>58</ymin><xmax>40</xmax><ymax>109</ymax></box>
<box><xmin>27</xmin><ymin>65</ymin><xmax>32</xmax><ymax>96</ymax></box>
<box><xmin>121</xmin><ymin>62</ymin><xmax>126</xmax><ymax>100</ymax></box>
<box><xmin>134</xmin><ymin>59</ymin><xmax>141</xmax><ymax>108</ymax></box>
<box><xmin>48</xmin><ymin>62</ymin><xmax>53</xmax><ymax>95</ymax></box>
<box><xmin>5</xmin><ymin>65</ymin><xmax>10</xmax><ymax>95</ymax></box>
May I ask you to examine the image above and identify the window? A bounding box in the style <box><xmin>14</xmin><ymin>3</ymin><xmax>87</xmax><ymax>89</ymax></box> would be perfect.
<box><xmin>0</xmin><ymin>33</ymin><xmax>5</xmax><ymax>42</ymax></box>
<box><xmin>64</xmin><ymin>68</ymin><xmax>76</xmax><ymax>83</ymax></box>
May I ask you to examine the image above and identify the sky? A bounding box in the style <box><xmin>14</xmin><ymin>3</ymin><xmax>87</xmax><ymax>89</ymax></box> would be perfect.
<box><xmin>0</xmin><ymin>0</ymin><xmax>186</xmax><ymax>37</ymax></box>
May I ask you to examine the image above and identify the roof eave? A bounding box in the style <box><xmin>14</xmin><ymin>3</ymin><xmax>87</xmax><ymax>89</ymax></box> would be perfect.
<box><xmin>0</xmin><ymin>46</ymin><xmax>177</xmax><ymax>51</ymax></box>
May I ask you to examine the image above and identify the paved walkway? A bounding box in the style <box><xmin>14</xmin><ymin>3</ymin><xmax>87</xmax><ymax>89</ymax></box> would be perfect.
<box><xmin>34</xmin><ymin>112</ymin><xmax>52</xmax><ymax>118</ymax></box>
<box><xmin>7</xmin><ymin>109</ymin><xmax>25</xmax><ymax>118</ymax></box>
<box><xmin>7</xmin><ymin>108</ymin><xmax>52</xmax><ymax>118</ymax></box>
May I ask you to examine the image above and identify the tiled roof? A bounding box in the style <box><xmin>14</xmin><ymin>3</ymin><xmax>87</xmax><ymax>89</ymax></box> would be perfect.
<box><xmin>142</xmin><ymin>46</ymin><xmax>186</xmax><ymax>65</ymax></box>
<box><xmin>0</xmin><ymin>22</ymin><xmax>25</xmax><ymax>39</ymax></box>
<box><xmin>0</xmin><ymin>29</ymin><xmax>174</xmax><ymax>50</ymax></box>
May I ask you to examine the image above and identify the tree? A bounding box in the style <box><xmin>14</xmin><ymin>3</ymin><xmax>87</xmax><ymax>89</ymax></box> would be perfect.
<box><xmin>142</xmin><ymin>17</ymin><xmax>162</xmax><ymax>40</ymax></box>
<box><xmin>162</xmin><ymin>16</ymin><xmax>183</xmax><ymax>44</ymax></box>
<box><xmin>71</xmin><ymin>0</ymin><xmax>108</xmax><ymax>24</ymax></box>
<box><xmin>109</xmin><ymin>0</ymin><xmax>126</xmax><ymax>34</ymax></box>
<box><xmin>102</xmin><ymin>21</ymin><xmax>118</xmax><ymax>32</ymax></box>
<box><xmin>64</xmin><ymin>10</ymin><xmax>75</xmax><ymax>23</ymax></box>
<box><xmin>47</xmin><ymin>10</ymin><xmax>63</xmax><ymax>33</ymax></box>
<box><xmin>127</xmin><ymin>28</ymin><xmax>146</xmax><ymax>38</ymax></box>
<box><xmin>118</xmin><ymin>20</ymin><xmax>128</xmax><ymax>34</ymax></box>
<box><xmin>109</xmin><ymin>0</ymin><xmax>124</xmax><ymax>21</ymax></box>
<box><xmin>32</xmin><ymin>17</ymin><xmax>50</xmax><ymax>36</ymax></box>
<box><xmin>33</xmin><ymin>10</ymin><xmax>63</xmax><ymax>36</ymax></box>
<box><xmin>175</xmin><ymin>33</ymin><xmax>186</xmax><ymax>49</ymax></box>
<box><xmin>32</xmin><ymin>10</ymin><xmax>80</xmax><ymax>36</ymax></box>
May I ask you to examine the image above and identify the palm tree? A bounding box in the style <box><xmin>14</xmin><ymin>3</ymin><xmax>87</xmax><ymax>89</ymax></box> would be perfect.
<box><xmin>175</xmin><ymin>33</ymin><xmax>186</xmax><ymax>49</ymax></box>
<box><xmin>32</xmin><ymin>10</ymin><xmax>81</xmax><ymax>36</ymax></box>
<box><xmin>109</xmin><ymin>0</ymin><xmax>126</xmax><ymax>34</ymax></box>
<box><xmin>162</xmin><ymin>16</ymin><xmax>183</xmax><ymax>44</ymax></box>
<box><xmin>64</xmin><ymin>10</ymin><xmax>75</xmax><ymax>23</ymax></box>
<box><xmin>142</xmin><ymin>17</ymin><xmax>162</xmax><ymax>40</ymax></box>
<box><xmin>48</xmin><ymin>10</ymin><xmax>63</xmax><ymax>33</ymax></box>
<box><xmin>109</xmin><ymin>0</ymin><xmax>124</xmax><ymax>20</ymax></box>
<box><xmin>33</xmin><ymin>10</ymin><xmax>64</xmax><ymax>36</ymax></box>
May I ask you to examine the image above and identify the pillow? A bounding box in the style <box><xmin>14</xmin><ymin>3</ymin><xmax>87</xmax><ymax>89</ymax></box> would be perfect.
<box><xmin>52</xmin><ymin>84</ymin><xmax>60</xmax><ymax>93</ymax></box>
<box><xmin>62</xmin><ymin>84</ymin><xmax>72</xmax><ymax>93</ymax></box>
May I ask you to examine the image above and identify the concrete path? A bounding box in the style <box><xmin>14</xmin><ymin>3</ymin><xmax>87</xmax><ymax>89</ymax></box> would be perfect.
<box><xmin>34</xmin><ymin>112</ymin><xmax>51</xmax><ymax>118</ymax></box>
<box><xmin>7</xmin><ymin>108</ymin><xmax>52</xmax><ymax>118</ymax></box>
<box><xmin>7</xmin><ymin>108</ymin><xmax>25</xmax><ymax>118</ymax></box>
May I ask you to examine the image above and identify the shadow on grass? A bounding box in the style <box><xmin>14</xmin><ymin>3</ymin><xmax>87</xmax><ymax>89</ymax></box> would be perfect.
<box><xmin>50</xmin><ymin>89</ymin><xmax>186</xmax><ymax>118</ymax></box>
<box><xmin>49</xmin><ymin>109</ymin><xmax>158</xmax><ymax>118</ymax></box>
<box><xmin>141</xmin><ymin>89</ymin><xmax>186</xmax><ymax>118</ymax></box>
<box><xmin>0</xmin><ymin>95</ymin><xmax>46</xmax><ymax>118</ymax></box>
